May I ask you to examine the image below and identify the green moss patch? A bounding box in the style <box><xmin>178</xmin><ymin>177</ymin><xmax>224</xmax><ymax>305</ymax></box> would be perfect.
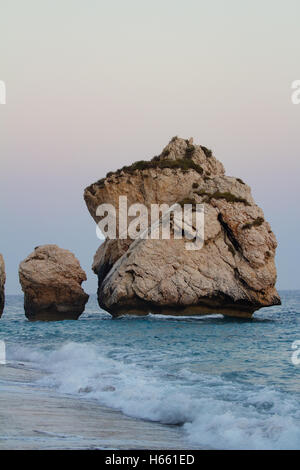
<box><xmin>178</xmin><ymin>197</ymin><xmax>197</xmax><ymax>207</ymax></box>
<box><xmin>242</xmin><ymin>217</ymin><xmax>264</xmax><ymax>230</ymax></box>
<box><xmin>95</xmin><ymin>156</ymin><xmax>204</xmax><ymax>182</ymax></box>
<box><xmin>195</xmin><ymin>190</ymin><xmax>251</xmax><ymax>206</ymax></box>
<box><xmin>200</xmin><ymin>146</ymin><xmax>213</xmax><ymax>158</ymax></box>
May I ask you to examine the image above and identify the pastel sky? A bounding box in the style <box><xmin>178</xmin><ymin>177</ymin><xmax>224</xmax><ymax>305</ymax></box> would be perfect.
<box><xmin>0</xmin><ymin>0</ymin><xmax>299</xmax><ymax>293</ymax></box>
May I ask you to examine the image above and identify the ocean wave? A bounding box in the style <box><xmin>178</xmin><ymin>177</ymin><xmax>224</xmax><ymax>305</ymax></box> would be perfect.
<box><xmin>9</xmin><ymin>341</ymin><xmax>300</xmax><ymax>450</ymax></box>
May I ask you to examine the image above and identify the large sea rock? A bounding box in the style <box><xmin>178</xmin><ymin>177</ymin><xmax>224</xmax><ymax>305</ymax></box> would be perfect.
<box><xmin>0</xmin><ymin>254</ymin><xmax>5</xmax><ymax>317</ymax></box>
<box><xmin>19</xmin><ymin>245</ymin><xmax>89</xmax><ymax>321</ymax></box>
<box><xmin>85</xmin><ymin>137</ymin><xmax>281</xmax><ymax>318</ymax></box>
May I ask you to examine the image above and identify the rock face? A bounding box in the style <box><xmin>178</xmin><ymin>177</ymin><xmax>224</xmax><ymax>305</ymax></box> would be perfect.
<box><xmin>85</xmin><ymin>137</ymin><xmax>281</xmax><ymax>318</ymax></box>
<box><xmin>19</xmin><ymin>245</ymin><xmax>89</xmax><ymax>321</ymax></box>
<box><xmin>0</xmin><ymin>254</ymin><xmax>5</xmax><ymax>317</ymax></box>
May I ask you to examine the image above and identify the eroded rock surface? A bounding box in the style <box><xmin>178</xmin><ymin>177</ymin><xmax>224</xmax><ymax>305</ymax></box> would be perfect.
<box><xmin>19</xmin><ymin>245</ymin><xmax>89</xmax><ymax>320</ymax></box>
<box><xmin>0</xmin><ymin>254</ymin><xmax>5</xmax><ymax>317</ymax></box>
<box><xmin>85</xmin><ymin>137</ymin><xmax>280</xmax><ymax>318</ymax></box>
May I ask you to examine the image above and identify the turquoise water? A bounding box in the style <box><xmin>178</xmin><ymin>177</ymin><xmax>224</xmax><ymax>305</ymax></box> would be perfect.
<box><xmin>1</xmin><ymin>291</ymin><xmax>300</xmax><ymax>449</ymax></box>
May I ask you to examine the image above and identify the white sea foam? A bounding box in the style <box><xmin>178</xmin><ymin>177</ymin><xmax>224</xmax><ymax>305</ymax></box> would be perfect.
<box><xmin>148</xmin><ymin>313</ymin><xmax>224</xmax><ymax>320</ymax></box>
<box><xmin>9</xmin><ymin>341</ymin><xmax>300</xmax><ymax>450</ymax></box>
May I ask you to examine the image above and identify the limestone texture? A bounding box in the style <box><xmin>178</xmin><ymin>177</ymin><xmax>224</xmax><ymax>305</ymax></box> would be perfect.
<box><xmin>85</xmin><ymin>137</ymin><xmax>280</xmax><ymax>318</ymax></box>
<box><xmin>19</xmin><ymin>245</ymin><xmax>89</xmax><ymax>320</ymax></box>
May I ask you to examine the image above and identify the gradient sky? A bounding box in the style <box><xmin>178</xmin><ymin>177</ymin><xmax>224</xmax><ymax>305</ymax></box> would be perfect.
<box><xmin>0</xmin><ymin>0</ymin><xmax>299</xmax><ymax>294</ymax></box>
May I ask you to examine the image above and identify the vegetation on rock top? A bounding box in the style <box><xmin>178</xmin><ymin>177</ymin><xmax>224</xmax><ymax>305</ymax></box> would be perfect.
<box><xmin>93</xmin><ymin>155</ymin><xmax>204</xmax><ymax>188</ymax></box>
<box><xmin>195</xmin><ymin>190</ymin><xmax>251</xmax><ymax>206</ymax></box>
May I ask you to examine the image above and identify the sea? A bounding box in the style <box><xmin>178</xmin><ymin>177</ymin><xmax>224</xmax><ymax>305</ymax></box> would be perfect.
<box><xmin>0</xmin><ymin>291</ymin><xmax>300</xmax><ymax>450</ymax></box>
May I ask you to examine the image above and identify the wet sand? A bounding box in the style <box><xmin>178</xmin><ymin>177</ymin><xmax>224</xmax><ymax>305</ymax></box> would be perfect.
<box><xmin>0</xmin><ymin>363</ymin><xmax>194</xmax><ymax>450</ymax></box>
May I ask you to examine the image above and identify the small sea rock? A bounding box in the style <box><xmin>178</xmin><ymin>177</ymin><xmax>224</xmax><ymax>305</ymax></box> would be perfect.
<box><xmin>19</xmin><ymin>245</ymin><xmax>89</xmax><ymax>321</ymax></box>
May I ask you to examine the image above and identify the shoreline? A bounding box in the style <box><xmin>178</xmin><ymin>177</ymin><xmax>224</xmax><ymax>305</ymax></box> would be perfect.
<box><xmin>0</xmin><ymin>362</ymin><xmax>201</xmax><ymax>450</ymax></box>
